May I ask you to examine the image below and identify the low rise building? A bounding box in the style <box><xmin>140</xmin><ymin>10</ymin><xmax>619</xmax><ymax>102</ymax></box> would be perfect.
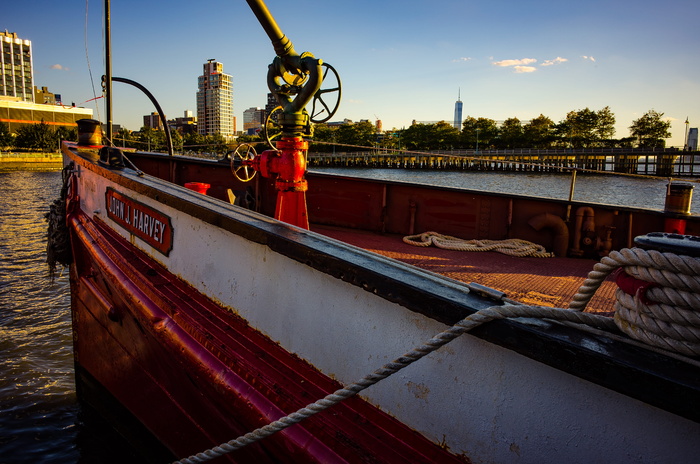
<box><xmin>0</xmin><ymin>98</ymin><xmax>93</xmax><ymax>133</ymax></box>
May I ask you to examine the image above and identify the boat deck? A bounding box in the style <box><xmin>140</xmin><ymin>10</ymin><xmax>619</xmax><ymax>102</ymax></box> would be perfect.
<box><xmin>313</xmin><ymin>225</ymin><xmax>617</xmax><ymax>316</ymax></box>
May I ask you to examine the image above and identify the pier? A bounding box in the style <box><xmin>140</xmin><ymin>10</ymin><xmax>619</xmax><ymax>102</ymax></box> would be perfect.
<box><xmin>0</xmin><ymin>152</ymin><xmax>62</xmax><ymax>171</ymax></box>
<box><xmin>308</xmin><ymin>148</ymin><xmax>700</xmax><ymax>177</ymax></box>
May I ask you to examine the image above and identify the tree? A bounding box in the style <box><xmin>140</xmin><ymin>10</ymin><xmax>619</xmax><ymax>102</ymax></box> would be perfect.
<box><xmin>428</xmin><ymin>121</ymin><xmax>461</xmax><ymax>150</ymax></box>
<box><xmin>14</xmin><ymin>121</ymin><xmax>57</xmax><ymax>151</ymax></box>
<box><xmin>205</xmin><ymin>133</ymin><xmax>229</xmax><ymax>155</ymax></box>
<box><xmin>135</xmin><ymin>126</ymin><xmax>159</xmax><ymax>151</ymax></box>
<box><xmin>0</xmin><ymin>121</ymin><xmax>13</xmax><ymax>149</ymax></box>
<box><xmin>556</xmin><ymin>108</ymin><xmax>599</xmax><ymax>148</ymax></box>
<box><xmin>183</xmin><ymin>132</ymin><xmax>206</xmax><ymax>154</ymax></box>
<box><xmin>169</xmin><ymin>129</ymin><xmax>183</xmax><ymax>154</ymax></box>
<box><xmin>335</xmin><ymin>120</ymin><xmax>376</xmax><ymax>149</ymax></box>
<box><xmin>309</xmin><ymin>123</ymin><xmax>337</xmax><ymax>153</ymax></box>
<box><xmin>629</xmin><ymin>110</ymin><xmax>671</xmax><ymax>148</ymax></box>
<box><xmin>401</xmin><ymin>123</ymin><xmax>433</xmax><ymax>150</ymax></box>
<box><xmin>555</xmin><ymin>107</ymin><xmax>617</xmax><ymax>148</ymax></box>
<box><xmin>596</xmin><ymin>106</ymin><xmax>616</xmax><ymax>142</ymax></box>
<box><xmin>55</xmin><ymin>126</ymin><xmax>77</xmax><ymax>145</ymax></box>
<box><xmin>522</xmin><ymin>115</ymin><xmax>554</xmax><ymax>149</ymax></box>
<box><xmin>461</xmin><ymin>117</ymin><xmax>498</xmax><ymax>150</ymax></box>
<box><xmin>498</xmin><ymin>117</ymin><xmax>523</xmax><ymax>149</ymax></box>
<box><xmin>114</xmin><ymin>127</ymin><xmax>136</xmax><ymax>147</ymax></box>
<box><xmin>399</xmin><ymin>122</ymin><xmax>460</xmax><ymax>151</ymax></box>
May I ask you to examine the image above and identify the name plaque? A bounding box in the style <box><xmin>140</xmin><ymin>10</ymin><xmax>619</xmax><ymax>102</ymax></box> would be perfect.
<box><xmin>105</xmin><ymin>188</ymin><xmax>174</xmax><ymax>256</ymax></box>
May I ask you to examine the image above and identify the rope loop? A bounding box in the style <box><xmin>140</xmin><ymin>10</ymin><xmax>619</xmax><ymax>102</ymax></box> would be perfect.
<box><xmin>403</xmin><ymin>231</ymin><xmax>554</xmax><ymax>257</ymax></box>
<box><xmin>568</xmin><ymin>246</ymin><xmax>700</xmax><ymax>356</ymax></box>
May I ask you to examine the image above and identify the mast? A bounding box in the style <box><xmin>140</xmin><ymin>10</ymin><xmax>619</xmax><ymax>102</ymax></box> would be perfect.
<box><xmin>104</xmin><ymin>0</ymin><xmax>113</xmax><ymax>143</ymax></box>
<box><xmin>244</xmin><ymin>0</ymin><xmax>296</xmax><ymax>58</ymax></box>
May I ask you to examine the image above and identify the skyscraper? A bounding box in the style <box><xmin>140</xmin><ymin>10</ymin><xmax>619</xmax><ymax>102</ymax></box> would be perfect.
<box><xmin>453</xmin><ymin>89</ymin><xmax>462</xmax><ymax>130</ymax></box>
<box><xmin>196</xmin><ymin>60</ymin><xmax>234</xmax><ymax>137</ymax></box>
<box><xmin>1</xmin><ymin>31</ymin><xmax>34</xmax><ymax>102</ymax></box>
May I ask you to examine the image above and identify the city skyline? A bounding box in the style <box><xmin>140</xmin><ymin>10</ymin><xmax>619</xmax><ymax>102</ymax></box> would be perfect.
<box><xmin>2</xmin><ymin>0</ymin><xmax>698</xmax><ymax>147</ymax></box>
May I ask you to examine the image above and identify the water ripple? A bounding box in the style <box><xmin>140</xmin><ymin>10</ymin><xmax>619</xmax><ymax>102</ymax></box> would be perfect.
<box><xmin>0</xmin><ymin>171</ymin><xmax>78</xmax><ymax>463</ymax></box>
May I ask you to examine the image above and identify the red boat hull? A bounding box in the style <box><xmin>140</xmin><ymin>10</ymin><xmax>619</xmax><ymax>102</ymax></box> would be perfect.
<box><xmin>68</xmin><ymin>210</ymin><xmax>466</xmax><ymax>463</ymax></box>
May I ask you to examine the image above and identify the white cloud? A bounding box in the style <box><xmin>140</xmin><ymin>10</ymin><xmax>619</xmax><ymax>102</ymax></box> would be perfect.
<box><xmin>541</xmin><ymin>57</ymin><xmax>568</xmax><ymax>66</ymax></box>
<box><xmin>452</xmin><ymin>57</ymin><xmax>471</xmax><ymax>63</ymax></box>
<box><xmin>514</xmin><ymin>66</ymin><xmax>537</xmax><ymax>73</ymax></box>
<box><xmin>493</xmin><ymin>58</ymin><xmax>537</xmax><ymax>67</ymax></box>
<box><xmin>50</xmin><ymin>64</ymin><xmax>69</xmax><ymax>71</ymax></box>
<box><xmin>581</xmin><ymin>55</ymin><xmax>596</xmax><ymax>62</ymax></box>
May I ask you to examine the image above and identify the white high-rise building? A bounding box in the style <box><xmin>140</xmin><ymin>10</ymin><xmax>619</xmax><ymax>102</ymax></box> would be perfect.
<box><xmin>1</xmin><ymin>31</ymin><xmax>34</xmax><ymax>102</ymax></box>
<box><xmin>196</xmin><ymin>60</ymin><xmax>234</xmax><ymax>137</ymax></box>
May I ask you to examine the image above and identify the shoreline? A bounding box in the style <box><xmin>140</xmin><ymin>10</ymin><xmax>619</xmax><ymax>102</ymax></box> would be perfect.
<box><xmin>0</xmin><ymin>152</ymin><xmax>62</xmax><ymax>171</ymax></box>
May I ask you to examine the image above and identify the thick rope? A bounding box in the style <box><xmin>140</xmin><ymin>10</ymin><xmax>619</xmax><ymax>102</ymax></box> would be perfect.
<box><xmin>173</xmin><ymin>305</ymin><xmax>614</xmax><ymax>464</ymax></box>
<box><xmin>403</xmin><ymin>231</ymin><xmax>554</xmax><ymax>257</ymax></box>
<box><xmin>567</xmin><ymin>247</ymin><xmax>700</xmax><ymax>356</ymax></box>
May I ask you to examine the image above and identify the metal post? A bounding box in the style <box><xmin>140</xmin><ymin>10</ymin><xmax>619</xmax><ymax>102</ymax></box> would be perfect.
<box><xmin>568</xmin><ymin>169</ymin><xmax>577</xmax><ymax>202</ymax></box>
<box><xmin>104</xmin><ymin>0</ymin><xmax>112</xmax><ymax>144</ymax></box>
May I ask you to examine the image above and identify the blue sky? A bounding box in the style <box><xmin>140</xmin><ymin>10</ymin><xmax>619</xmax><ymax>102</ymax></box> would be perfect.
<box><xmin>5</xmin><ymin>0</ymin><xmax>698</xmax><ymax>147</ymax></box>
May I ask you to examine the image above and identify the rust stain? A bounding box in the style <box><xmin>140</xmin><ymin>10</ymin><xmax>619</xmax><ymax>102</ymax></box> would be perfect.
<box><xmin>406</xmin><ymin>381</ymin><xmax>430</xmax><ymax>400</ymax></box>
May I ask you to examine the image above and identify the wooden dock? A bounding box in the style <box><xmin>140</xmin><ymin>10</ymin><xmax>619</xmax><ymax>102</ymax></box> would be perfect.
<box><xmin>308</xmin><ymin>149</ymin><xmax>700</xmax><ymax>177</ymax></box>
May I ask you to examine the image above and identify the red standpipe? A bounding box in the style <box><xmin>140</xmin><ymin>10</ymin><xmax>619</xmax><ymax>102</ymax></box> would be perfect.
<box><xmin>250</xmin><ymin>136</ymin><xmax>309</xmax><ymax>229</ymax></box>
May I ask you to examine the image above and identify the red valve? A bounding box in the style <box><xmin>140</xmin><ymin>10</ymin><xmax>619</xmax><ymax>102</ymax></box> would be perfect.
<box><xmin>247</xmin><ymin>136</ymin><xmax>309</xmax><ymax>229</ymax></box>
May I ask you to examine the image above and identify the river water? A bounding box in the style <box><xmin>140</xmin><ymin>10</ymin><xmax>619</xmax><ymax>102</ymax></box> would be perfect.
<box><xmin>0</xmin><ymin>168</ymin><xmax>697</xmax><ymax>463</ymax></box>
<box><xmin>0</xmin><ymin>171</ymin><xmax>78</xmax><ymax>463</ymax></box>
<box><xmin>311</xmin><ymin>167</ymin><xmax>700</xmax><ymax>215</ymax></box>
<box><xmin>0</xmin><ymin>171</ymin><xmax>144</xmax><ymax>464</ymax></box>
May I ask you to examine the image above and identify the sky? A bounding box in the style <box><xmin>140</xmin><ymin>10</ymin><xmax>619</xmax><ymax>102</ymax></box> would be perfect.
<box><xmin>4</xmin><ymin>0</ymin><xmax>698</xmax><ymax>147</ymax></box>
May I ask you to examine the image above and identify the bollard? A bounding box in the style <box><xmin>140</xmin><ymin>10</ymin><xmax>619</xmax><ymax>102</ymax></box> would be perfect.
<box><xmin>76</xmin><ymin>119</ymin><xmax>102</xmax><ymax>146</ymax></box>
<box><xmin>664</xmin><ymin>182</ymin><xmax>693</xmax><ymax>234</ymax></box>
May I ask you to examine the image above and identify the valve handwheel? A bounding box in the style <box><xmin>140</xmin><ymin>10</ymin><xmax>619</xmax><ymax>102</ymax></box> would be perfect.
<box><xmin>310</xmin><ymin>63</ymin><xmax>342</xmax><ymax>124</ymax></box>
<box><xmin>230</xmin><ymin>143</ymin><xmax>258</xmax><ymax>182</ymax></box>
<box><xmin>263</xmin><ymin>106</ymin><xmax>284</xmax><ymax>148</ymax></box>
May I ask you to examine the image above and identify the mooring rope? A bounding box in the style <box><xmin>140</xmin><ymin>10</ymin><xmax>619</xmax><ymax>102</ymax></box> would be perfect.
<box><xmin>45</xmin><ymin>163</ymin><xmax>74</xmax><ymax>279</ymax></box>
<box><xmin>174</xmin><ymin>245</ymin><xmax>700</xmax><ymax>463</ymax></box>
<box><xmin>173</xmin><ymin>305</ymin><xmax>615</xmax><ymax>464</ymax></box>
<box><xmin>403</xmin><ymin>231</ymin><xmax>554</xmax><ymax>257</ymax></box>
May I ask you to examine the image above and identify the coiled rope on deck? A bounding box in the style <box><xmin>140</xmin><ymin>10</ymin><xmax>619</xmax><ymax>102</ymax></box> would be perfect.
<box><xmin>403</xmin><ymin>231</ymin><xmax>554</xmax><ymax>257</ymax></box>
<box><xmin>565</xmin><ymin>247</ymin><xmax>700</xmax><ymax>356</ymax></box>
<box><xmin>174</xmin><ymin>246</ymin><xmax>700</xmax><ymax>463</ymax></box>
